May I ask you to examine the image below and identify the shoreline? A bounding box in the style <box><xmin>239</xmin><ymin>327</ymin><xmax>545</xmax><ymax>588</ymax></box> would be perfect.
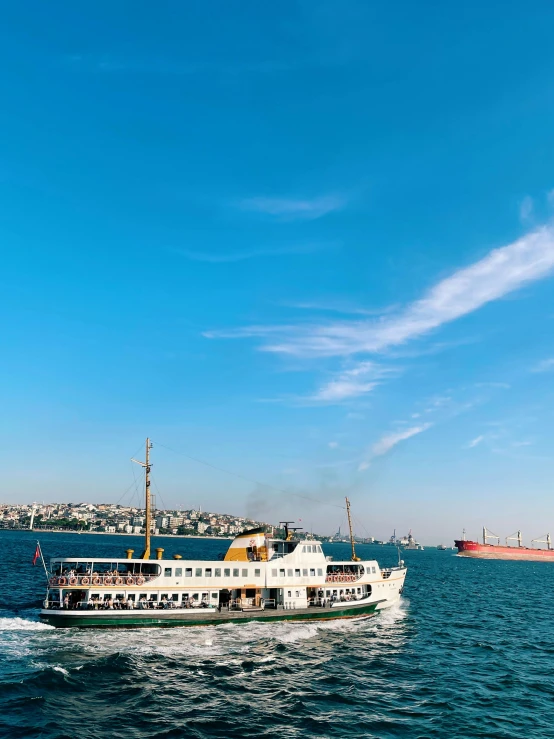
<box><xmin>0</xmin><ymin>529</ymin><xmax>233</xmax><ymax>540</ymax></box>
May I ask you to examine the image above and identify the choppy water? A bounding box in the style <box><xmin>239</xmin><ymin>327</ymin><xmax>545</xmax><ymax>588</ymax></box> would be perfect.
<box><xmin>1</xmin><ymin>531</ymin><xmax>554</xmax><ymax>738</ymax></box>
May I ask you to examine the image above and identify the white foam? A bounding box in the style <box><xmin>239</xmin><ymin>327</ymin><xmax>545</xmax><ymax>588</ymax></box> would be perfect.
<box><xmin>52</xmin><ymin>666</ymin><xmax>69</xmax><ymax>675</ymax></box>
<box><xmin>0</xmin><ymin>617</ymin><xmax>54</xmax><ymax>632</ymax></box>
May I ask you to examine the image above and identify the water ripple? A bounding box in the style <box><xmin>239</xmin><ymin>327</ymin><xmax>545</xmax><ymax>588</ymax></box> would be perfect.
<box><xmin>2</xmin><ymin>532</ymin><xmax>554</xmax><ymax>738</ymax></box>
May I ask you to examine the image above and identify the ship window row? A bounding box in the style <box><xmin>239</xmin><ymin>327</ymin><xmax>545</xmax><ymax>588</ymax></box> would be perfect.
<box><xmin>89</xmin><ymin>592</ymin><xmax>219</xmax><ymax>602</ymax></box>
<box><xmin>163</xmin><ymin>567</ymin><xmax>262</xmax><ymax>578</ymax></box>
<box><xmin>271</xmin><ymin>568</ymin><xmax>323</xmax><ymax>578</ymax></box>
<box><xmin>301</xmin><ymin>545</ymin><xmax>323</xmax><ymax>554</ymax></box>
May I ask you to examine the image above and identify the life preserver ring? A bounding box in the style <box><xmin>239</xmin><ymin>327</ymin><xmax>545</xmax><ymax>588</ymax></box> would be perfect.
<box><xmin>69</xmin><ymin>577</ymin><xmax>78</xmax><ymax>586</ymax></box>
<box><xmin>58</xmin><ymin>577</ymin><xmax>67</xmax><ymax>586</ymax></box>
<box><xmin>81</xmin><ymin>577</ymin><xmax>90</xmax><ymax>586</ymax></box>
<box><xmin>126</xmin><ymin>577</ymin><xmax>134</xmax><ymax>585</ymax></box>
<box><xmin>92</xmin><ymin>577</ymin><xmax>101</xmax><ymax>585</ymax></box>
<box><xmin>136</xmin><ymin>577</ymin><xmax>145</xmax><ymax>585</ymax></box>
<box><xmin>115</xmin><ymin>577</ymin><xmax>123</xmax><ymax>585</ymax></box>
<box><xmin>49</xmin><ymin>577</ymin><xmax>58</xmax><ymax>586</ymax></box>
<box><xmin>104</xmin><ymin>577</ymin><xmax>113</xmax><ymax>585</ymax></box>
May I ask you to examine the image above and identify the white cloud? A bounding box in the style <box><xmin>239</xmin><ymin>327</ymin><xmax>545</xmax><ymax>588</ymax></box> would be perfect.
<box><xmin>474</xmin><ymin>382</ymin><xmax>511</xmax><ymax>389</ymax></box>
<box><xmin>467</xmin><ymin>435</ymin><xmax>484</xmax><ymax>448</ymax></box>
<box><xmin>172</xmin><ymin>242</ymin><xmax>329</xmax><ymax>263</ymax></box>
<box><xmin>512</xmin><ymin>440</ymin><xmax>532</xmax><ymax>447</ymax></box>
<box><xmin>328</xmin><ymin>441</ymin><xmax>339</xmax><ymax>449</ymax></box>
<box><xmin>209</xmin><ymin>226</ymin><xmax>554</xmax><ymax>357</ymax></box>
<box><xmin>519</xmin><ymin>196</ymin><xmax>534</xmax><ymax>223</ymax></box>
<box><xmin>359</xmin><ymin>423</ymin><xmax>432</xmax><ymax>470</ymax></box>
<box><xmin>311</xmin><ymin>361</ymin><xmax>392</xmax><ymax>402</ymax></box>
<box><xmin>411</xmin><ymin>413</ymin><xmax>420</xmax><ymax>418</ymax></box>
<box><xmin>346</xmin><ymin>412</ymin><xmax>365</xmax><ymax>420</ymax></box>
<box><xmin>532</xmin><ymin>358</ymin><xmax>554</xmax><ymax>373</ymax></box>
<box><xmin>238</xmin><ymin>195</ymin><xmax>346</xmax><ymax>221</ymax></box>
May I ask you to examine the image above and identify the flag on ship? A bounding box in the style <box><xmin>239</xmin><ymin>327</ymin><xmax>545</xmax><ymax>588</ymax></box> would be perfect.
<box><xmin>32</xmin><ymin>543</ymin><xmax>40</xmax><ymax>566</ymax></box>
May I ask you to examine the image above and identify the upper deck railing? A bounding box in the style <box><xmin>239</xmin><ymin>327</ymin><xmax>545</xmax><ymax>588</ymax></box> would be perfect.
<box><xmin>48</xmin><ymin>573</ymin><xmax>160</xmax><ymax>588</ymax></box>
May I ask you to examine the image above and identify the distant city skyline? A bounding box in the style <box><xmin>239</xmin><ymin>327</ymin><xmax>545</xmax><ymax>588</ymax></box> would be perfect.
<box><xmin>2</xmin><ymin>3</ymin><xmax>554</xmax><ymax>543</ymax></box>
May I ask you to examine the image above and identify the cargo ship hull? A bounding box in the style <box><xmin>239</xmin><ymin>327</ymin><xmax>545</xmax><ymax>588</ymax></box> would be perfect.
<box><xmin>455</xmin><ymin>540</ymin><xmax>554</xmax><ymax>561</ymax></box>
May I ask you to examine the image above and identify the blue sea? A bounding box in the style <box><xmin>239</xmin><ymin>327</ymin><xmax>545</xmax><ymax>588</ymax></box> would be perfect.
<box><xmin>1</xmin><ymin>530</ymin><xmax>554</xmax><ymax>739</ymax></box>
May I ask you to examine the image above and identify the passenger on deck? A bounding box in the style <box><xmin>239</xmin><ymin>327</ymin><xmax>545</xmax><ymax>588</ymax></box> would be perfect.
<box><xmin>63</xmin><ymin>594</ymin><xmax>69</xmax><ymax>609</ymax></box>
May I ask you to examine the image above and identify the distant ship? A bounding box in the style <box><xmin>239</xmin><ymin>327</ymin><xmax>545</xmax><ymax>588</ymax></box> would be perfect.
<box><xmin>437</xmin><ymin>544</ymin><xmax>447</xmax><ymax>551</ymax></box>
<box><xmin>403</xmin><ymin>531</ymin><xmax>424</xmax><ymax>551</ymax></box>
<box><xmin>455</xmin><ymin>527</ymin><xmax>554</xmax><ymax>561</ymax></box>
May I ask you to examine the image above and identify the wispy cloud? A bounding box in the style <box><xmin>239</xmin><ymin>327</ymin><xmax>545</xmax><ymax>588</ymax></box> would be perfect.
<box><xmin>328</xmin><ymin>441</ymin><xmax>339</xmax><ymax>449</ymax></box>
<box><xmin>359</xmin><ymin>423</ymin><xmax>432</xmax><ymax>470</ymax></box>
<box><xmin>282</xmin><ymin>300</ymin><xmax>398</xmax><ymax>316</ymax></box>
<box><xmin>467</xmin><ymin>435</ymin><xmax>485</xmax><ymax>448</ymax></box>
<box><xmin>237</xmin><ymin>195</ymin><xmax>346</xmax><ymax>221</ymax></box>
<box><xmin>171</xmin><ymin>242</ymin><xmax>332</xmax><ymax>263</ymax></box>
<box><xmin>474</xmin><ymin>382</ymin><xmax>511</xmax><ymax>389</ymax></box>
<box><xmin>531</xmin><ymin>357</ymin><xmax>554</xmax><ymax>373</ymax></box>
<box><xmin>208</xmin><ymin>225</ymin><xmax>554</xmax><ymax>357</ymax></box>
<box><xmin>67</xmin><ymin>54</ymin><xmax>298</xmax><ymax>77</ymax></box>
<box><xmin>311</xmin><ymin>361</ymin><xmax>394</xmax><ymax>402</ymax></box>
<box><xmin>519</xmin><ymin>196</ymin><xmax>534</xmax><ymax>223</ymax></box>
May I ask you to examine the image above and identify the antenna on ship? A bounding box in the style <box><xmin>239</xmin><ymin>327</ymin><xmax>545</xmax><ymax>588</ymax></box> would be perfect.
<box><xmin>345</xmin><ymin>497</ymin><xmax>360</xmax><ymax>562</ymax></box>
<box><xmin>131</xmin><ymin>438</ymin><xmax>153</xmax><ymax>559</ymax></box>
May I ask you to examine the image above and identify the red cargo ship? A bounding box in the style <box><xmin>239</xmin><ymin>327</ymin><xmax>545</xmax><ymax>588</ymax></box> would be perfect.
<box><xmin>455</xmin><ymin>528</ymin><xmax>554</xmax><ymax>561</ymax></box>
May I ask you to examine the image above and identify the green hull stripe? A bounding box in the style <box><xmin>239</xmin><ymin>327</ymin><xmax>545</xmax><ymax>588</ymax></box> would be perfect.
<box><xmin>40</xmin><ymin>603</ymin><xmax>378</xmax><ymax>629</ymax></box>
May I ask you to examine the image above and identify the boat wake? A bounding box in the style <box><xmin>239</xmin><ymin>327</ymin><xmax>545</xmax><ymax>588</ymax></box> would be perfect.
<box><xmin>0</xmin><ymin>617</ymin><xmax>54</xmax><ymax>632</ymax></box>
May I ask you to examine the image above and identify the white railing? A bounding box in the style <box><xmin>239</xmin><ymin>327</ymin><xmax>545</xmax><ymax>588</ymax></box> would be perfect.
<box><xmin>48</xmin><ymin>573</ymin><xmax>159</xmax><ymax>588</ymax></box>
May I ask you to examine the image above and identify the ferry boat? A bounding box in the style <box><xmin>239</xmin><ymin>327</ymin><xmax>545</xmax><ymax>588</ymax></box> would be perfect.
<box><xmin>39</xmin><ymin>440</ymin><xmax>407</xmax><ymax>629</ymax></box>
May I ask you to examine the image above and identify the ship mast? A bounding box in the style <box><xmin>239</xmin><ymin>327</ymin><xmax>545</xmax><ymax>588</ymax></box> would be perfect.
<box><xmin>132</xmin><ymin>438</ymin><xmax>153</xmax><ymax>559</ymax></box>
<box><xmin>345</xmin><ymin>497</ymin><xmax>360</xmax><ymax>562</ymax></box>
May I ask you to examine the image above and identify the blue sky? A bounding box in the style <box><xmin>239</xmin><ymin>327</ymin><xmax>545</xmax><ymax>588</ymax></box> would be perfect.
<box><xmin>3</xmin><ymin>2</ymin><xmax>554</xmax><ymax>542</ymax></box>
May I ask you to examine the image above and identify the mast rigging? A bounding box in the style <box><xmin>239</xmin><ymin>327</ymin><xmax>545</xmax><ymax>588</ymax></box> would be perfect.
<box><xmin>131</xmin><ymin>438</ymin><xmax>153</xmax><ymax>559</ymax></box>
